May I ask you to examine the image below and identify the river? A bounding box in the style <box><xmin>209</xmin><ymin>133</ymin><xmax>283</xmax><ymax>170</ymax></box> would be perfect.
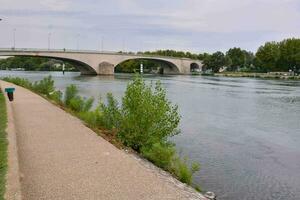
<box><xmin>1</xmin><ymin>71</ymin><xmax>300</xmax><ymax>200</ymax></box>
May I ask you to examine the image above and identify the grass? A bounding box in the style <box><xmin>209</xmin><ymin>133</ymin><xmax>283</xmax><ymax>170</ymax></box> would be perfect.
<box><xmin>0</xmin><ymin>89</ymin><xmax>8</xmax><ymax>200</ymax></box>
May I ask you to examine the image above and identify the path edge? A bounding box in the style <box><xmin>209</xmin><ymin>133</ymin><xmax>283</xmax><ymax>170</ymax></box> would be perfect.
<box><xmin>1</xmin><ymin>82</ymin><xmax>22</xmax><ymax>200</ymax></box>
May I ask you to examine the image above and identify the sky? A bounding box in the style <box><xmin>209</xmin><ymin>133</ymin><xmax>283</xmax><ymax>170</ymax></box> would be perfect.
<box><xmin>0</xmin><ymin>0</ymin><xmax>299</xmax><ymax>53</ymax></box>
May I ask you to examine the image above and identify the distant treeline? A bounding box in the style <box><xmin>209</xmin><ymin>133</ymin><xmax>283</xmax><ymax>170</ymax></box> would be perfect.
<box><xmin>142</xmin><ymin>38</ymin><xmax>300</xmax><ymax>73</ymax></box>
<box><xmin>0</xmin><ymin>57</ymin><xmax>78</xmax><ymax>71</ymax></box>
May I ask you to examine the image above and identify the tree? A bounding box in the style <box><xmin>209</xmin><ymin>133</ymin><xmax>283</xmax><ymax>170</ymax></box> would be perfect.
<box><xmin>118</xmin><ymin>76</ymin><xmax>180</xmax><ymax>151</ymax></box>
<box><xmin>209</xmin><ymin>51</ymin><xmax>227</xmax><ymax>73</ymax></box>
<box><xmin>255</xmin><ymin>42</ymin><xmax>280</xmax><ymax>72</ymax></box>
<box><xmin>226</xmin><ymin>48</ymin><xmax>246</xmax><ymax>71</ymax></box>
<box><xmin>278</xmin><ymin>38</ymin><xmax>300</xmax><ymax>72</ymax></box>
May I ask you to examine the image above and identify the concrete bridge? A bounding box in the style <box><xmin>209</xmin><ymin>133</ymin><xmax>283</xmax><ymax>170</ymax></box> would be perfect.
<box><xmin>0</xmin><ymin>48</ymin><xmax>203</xmax><ymax>75</ymax></box>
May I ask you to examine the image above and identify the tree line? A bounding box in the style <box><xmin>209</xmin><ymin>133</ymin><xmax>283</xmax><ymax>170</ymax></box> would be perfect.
<box><xmin>143</xmin><ymin>38</ymin><xmax>300</xmax><ymax>73</ymax></box>
<box><xmin>0</xmin><ymin>57</ymin><xmax>77</xmax><ymax>71</ymax></box>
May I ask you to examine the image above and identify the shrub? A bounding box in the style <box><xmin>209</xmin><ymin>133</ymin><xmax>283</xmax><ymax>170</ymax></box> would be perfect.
<box><xmin>64</xmin><ymin>84</ymin><xmax>94</xmax><ymax>112</ymax></box>
<box><xmin>49</xmin><ymin>90</ymin><xmax>63</xmax><ymax>104</ymax></box>
<box><xmin>118</xmin><ymin>76</ymin><xmax>180</xmax><ymax>151</ymax></box>
<box><xmin>33</xmin><ymin>76</ymin><xmax>55</xmax><ymax>97</ymax></box>
<box><xmin>99</xmin><ymin>93</ymin><xmax>121</xmax><ymax>130</ymax></box>
<box><xmin>64</xmin><ymin>84</ymin><xmax>78</xmax><ymax>106</ymax></box>
<box><xmin>141</xmin><ymin>142</ymin><xmax>175</xmax><ymax>170</ymax></box>
<box><xmin>2</xmin><ymin>77</ymin><xmax>33</xmax><ymax>89</ymax></box>
<box><xmin>172</xmin><ymin>157</ymin><xmax>200</xmax><ymax>185</ymax></box>
<box><xmin>78</xmin><ymin>108</ymin><xmax>103</xmax><ymax>128</ymax></box>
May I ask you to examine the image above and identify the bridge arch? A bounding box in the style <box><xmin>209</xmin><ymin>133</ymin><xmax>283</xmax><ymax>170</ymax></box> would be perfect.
<box><xmin>114</xmin><ymin>58</ymin><xmax>180</xmax><ymax>74</ymax></box>
<box><xmin>190</xmin><ymin>63</ymin><xmax>201</xmax><ymax>72</ymax></box>
<box><xmin>0</xmin><ymin>54</ymin><xmax>97</xmax><ymax>75</ymax></box>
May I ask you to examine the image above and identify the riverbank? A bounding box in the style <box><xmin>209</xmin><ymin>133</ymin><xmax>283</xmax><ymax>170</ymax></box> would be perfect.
<box><xmin>0</xmin><ymin>80</ymin><xmax>207</xmax><ymax>199</ymax></box>
<box><xmin>0</xmin><ymin>88</ymin><xmax>7</xmax><ymax>200</ymax></box>
<box><xmin>213</xmin><ymin>72</ymin><xmax>300</xmax><ymax>79</ymax></box>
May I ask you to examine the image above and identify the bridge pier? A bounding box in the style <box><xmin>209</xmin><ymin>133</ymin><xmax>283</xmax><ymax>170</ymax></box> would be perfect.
<box><xmin>98</xmin><ymin>62</ymin><xmax>115</xmax><ymax>75</ymax></box>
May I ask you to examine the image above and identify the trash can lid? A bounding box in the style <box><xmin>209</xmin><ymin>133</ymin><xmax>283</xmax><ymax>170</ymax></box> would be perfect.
<box><xmin>5</xmin><ymin>88</ymin><xmax>15</xmax><ymax>93</ymax></box>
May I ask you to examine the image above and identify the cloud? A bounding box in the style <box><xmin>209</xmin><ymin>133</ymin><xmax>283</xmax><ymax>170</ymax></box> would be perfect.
<box><xmin>0</xmin><ymin>0</ymin><xmax>299</xmax><ymax>53</ymax></box>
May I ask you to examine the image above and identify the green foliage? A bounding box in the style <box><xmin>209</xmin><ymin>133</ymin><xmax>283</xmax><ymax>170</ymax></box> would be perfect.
<box><xmin>78</xmin><ymin>108</ymin><xmax>103</xmax><ymax>128</ymax></box>
<box><xmin>172</xmin><ymin>157</ymin><xmax>200</xmax><ymax>185</ymax></box>
<box><xmin>98</xmin><ymin>93</ymin><xmax>121</xmax><ymax>130</ymax></box>
<box><xmin>0</xmin><ymin>56</ymin><xmax>78</xmax><ymax>71</ymax></box>
<box><xmin>49</xmin><ymin>90</ymin><xmax>63</xmax><ymax>104</ymax></box>
<box><xmin>141</xmin><ymin>142</ymin><xmax>176</xmax><ymax>170</ymax></box>
<box><xmin>2</xmin><ymin>77</ymin><xmax>33</xmax><ymax>89</ymax></box>
<box><xmin>255</xmin><ymin>38</ymin><xmax>300</xmax><ymax>73</ymax></box>
<box><xmin>2</xmin><ymin>76</ymin><xmax>63</xmax><ymax>103</ymax></box>
<box><xmin>255</xmin><ymin>41</ymin><xmax>281</xmax><ymax>72</ymax></box>
<box><xmin>33</xmin><ymin>76</ymin><xmax>55</xmax><ymax>97</ymax></box>
<box><xmin>118</xmin><ymin>76</ymin><xmax>180</xmax><ymax>151</ymax></box>
<box><xmin>64</xmin><ymin>85</ymin><xmax>94</xmax><ymax>112</ymax></box>
<box><xmin>0</xmin><ymin>90</ymin><xmax>8</xmax><ymax>200</ymax></box>
<box><xmin>226</xmin><ymin>47</ymin><xmax>247</xmax><ymax>71</ymax></box>
<box><xmin>203</xmin><ymin>51</ymin><xmax>228</xmax><ymax>73</ymax></box>
<box><xmin>64</xmin><ymin>84</ymin><xmax>78</xmax><ymax>106</ymax></box>
<box><xmin>115</xmin><ymin>59</ymin><xmax>160</xmax><ymax>73</ymax></box>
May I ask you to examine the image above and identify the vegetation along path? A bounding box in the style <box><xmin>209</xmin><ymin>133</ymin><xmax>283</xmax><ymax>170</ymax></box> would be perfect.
<box><xmin>0</xmin><ymin>80</ymin><xmax>206</xmax><ymax>200</ymax></box>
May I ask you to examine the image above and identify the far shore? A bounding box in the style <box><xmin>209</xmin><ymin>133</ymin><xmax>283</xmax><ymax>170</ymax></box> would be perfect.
<box><xmin>205</xmin><ymin>72</ymin><xmax>300</xmax><ymax>80</ymax></box>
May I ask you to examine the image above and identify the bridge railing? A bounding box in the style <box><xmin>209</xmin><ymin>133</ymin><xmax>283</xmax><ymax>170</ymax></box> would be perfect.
<box><xmin>0</xmin><ymin>48</ymin><xmax>201</xmax><ymax>61</ymax></box>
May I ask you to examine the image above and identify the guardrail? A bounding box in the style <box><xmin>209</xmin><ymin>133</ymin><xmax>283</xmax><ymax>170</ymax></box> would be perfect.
<box><xmin>0</xmin><ymin>48</ymin><xmax>201</xmax><ymax>61</ymax></box>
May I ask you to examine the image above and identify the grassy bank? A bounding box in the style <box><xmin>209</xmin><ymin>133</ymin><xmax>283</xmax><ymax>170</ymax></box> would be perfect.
<box><xmin>0</xmin><ymin>88</ymin><xmax>8</xmax><ymax>200</ymax></box>
<box><xmin>1</xmin><ymin>76</ymin><xmax>201</xmax><ymax>191</ymax></box>
<box><xmin>214</xmin><ymin>72</ymin><xmax>300</xmax><ymax>79</ymax></box>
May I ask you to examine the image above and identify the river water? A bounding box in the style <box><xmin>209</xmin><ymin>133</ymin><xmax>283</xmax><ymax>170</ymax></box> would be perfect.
<box><xmin>1</xmin><ymin>71</ymin><xmax>300</xmax><ymax>200</ymax></box>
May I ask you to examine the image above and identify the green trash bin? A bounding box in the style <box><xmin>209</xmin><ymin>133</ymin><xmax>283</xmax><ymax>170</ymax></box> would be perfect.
<box><xmin>5</xmin><ymin>88</ymin><xmax>15</xmax><ymax>102</ymax></box>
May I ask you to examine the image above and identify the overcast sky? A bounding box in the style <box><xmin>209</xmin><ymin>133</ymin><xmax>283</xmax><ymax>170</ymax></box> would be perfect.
<box><xmin>0</xmin><ymin>0</ymin><xmax>299</xmax><ymax>53</ymax></box>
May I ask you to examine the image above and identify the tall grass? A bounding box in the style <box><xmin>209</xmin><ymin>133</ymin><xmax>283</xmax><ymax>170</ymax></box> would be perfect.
<box><xmin>0</xmin><ymin>89</ymin><xmax>8</xmax><ymax>200</ymax></box>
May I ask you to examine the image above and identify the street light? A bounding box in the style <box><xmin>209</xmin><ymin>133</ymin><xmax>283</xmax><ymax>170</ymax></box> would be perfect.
<box><xmin>48</xmin><ymin>33</ymin><xmax>51</xmax><ymax>50</ymax></box>
<box><xmin>13</xmin><ymin>28</ymin><xmax>16</xmax><ymax>49</ymax></box>
<box><xmin>76</xmin><ymin>34</ymin><xmax>80</xmax><ymax>50</ymax></box>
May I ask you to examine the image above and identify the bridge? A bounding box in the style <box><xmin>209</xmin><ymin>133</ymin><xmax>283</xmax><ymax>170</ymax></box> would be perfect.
<box><xmin>0</xmin><ymin>48</ymin><xmax>203</xmax><ymax>75</ymax></box>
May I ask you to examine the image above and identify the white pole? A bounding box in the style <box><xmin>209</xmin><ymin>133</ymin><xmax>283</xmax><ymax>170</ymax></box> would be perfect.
<box><xmin>48</xmin><ymin>33</ymin><xmax>51</xmax><ymax>50</ymax></box>
<box><xmin>76</xmin><ymin>34</ymin><xmax>80</xmax><ymax>50</ymax></box>
<box><xmin>13</xmin><ymin>28</ymin><xmax>16</xmax><ymax>49</ymax></box>
<box><xmin>140</xmin><ymin>63</ymin><xmax>143</xmax><ymax>74</ymax></box>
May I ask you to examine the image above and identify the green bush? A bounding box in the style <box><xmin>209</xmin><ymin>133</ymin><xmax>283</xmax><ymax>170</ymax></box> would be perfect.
<box><xmin>99</xmin><ymin>93</ymin><xmax>121</xmax><ymax>130</ymax></box>
<box><xmin>64</xmin><ymin>85</ymin><xmax>94</xmax><ymax>112</ymax></box>
<box><xmin>33</xmin><ymin>76</ymin><xmax>55</xmax><ymax>97</ymax></box>
<box><xmin>172</xmin><ymin>157</ymin><xmax>200</xmax><ymax>185</ymax></box>
<box><xmin>141</xmin><ymin>142</ymin><xmax>175</xmax><ymax>170</ymax></box>
<box><xmin>49</xmin><ymin>90</ymin><xmax>63</xmax><ymax>104</ymax></box>
<box><xmin>118</xmin><ymin>76</ymin><xmax>180</xmax><ymax>151</ymax></box>
<box><xmin>78</xmin><ymin>108</ymin><xmax>103</xmax><ymax>128</ymax></box>
<box><xmin>64</xmin><ymin>84</ymin><xmax>78</xmax><ymax>106</ymax></box>
<box><xmin>2</xmin><ymin>77</ymin><xmax>33</xmax><ymax>89</ymax></box>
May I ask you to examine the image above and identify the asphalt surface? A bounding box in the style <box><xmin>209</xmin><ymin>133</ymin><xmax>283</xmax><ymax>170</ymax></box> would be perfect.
<box><xmin>1</xmin><ymin>81</ymin><xmax>206</xmax><ymax>200</ymax></box>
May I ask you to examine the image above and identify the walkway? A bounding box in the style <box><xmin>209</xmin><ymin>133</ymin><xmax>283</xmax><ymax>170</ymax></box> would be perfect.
<box><xmin>0</xmin><ymin>81</ymin><xmax>206</xmax><ymax>200</ymax></box>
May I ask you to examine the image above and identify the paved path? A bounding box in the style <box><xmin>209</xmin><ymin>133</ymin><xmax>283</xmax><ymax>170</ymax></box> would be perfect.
<box><xmin>1</xmin><ymin>81</ymin><xmax>206</xmax><ymax>200</ymax></box>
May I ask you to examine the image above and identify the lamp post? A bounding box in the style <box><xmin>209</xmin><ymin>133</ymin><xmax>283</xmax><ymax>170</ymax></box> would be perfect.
<box><xmin>13</xmin><ymin>28</ymin><xmax>16</xmax><ymax>49</ymax></box>
<box><xmin>48</xmin><ymin>32</ymin><xmax>51</xmax><ymax>50</ymax></box>
<box><xmin>76</xmin><ymin>34</ymin><xmax>80</xmax><ymax>50</ymax></box>
<box><xmin>99</xmin><ymin>36</ymin><xmax>104</xmax><ymax>52</ymax></box>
